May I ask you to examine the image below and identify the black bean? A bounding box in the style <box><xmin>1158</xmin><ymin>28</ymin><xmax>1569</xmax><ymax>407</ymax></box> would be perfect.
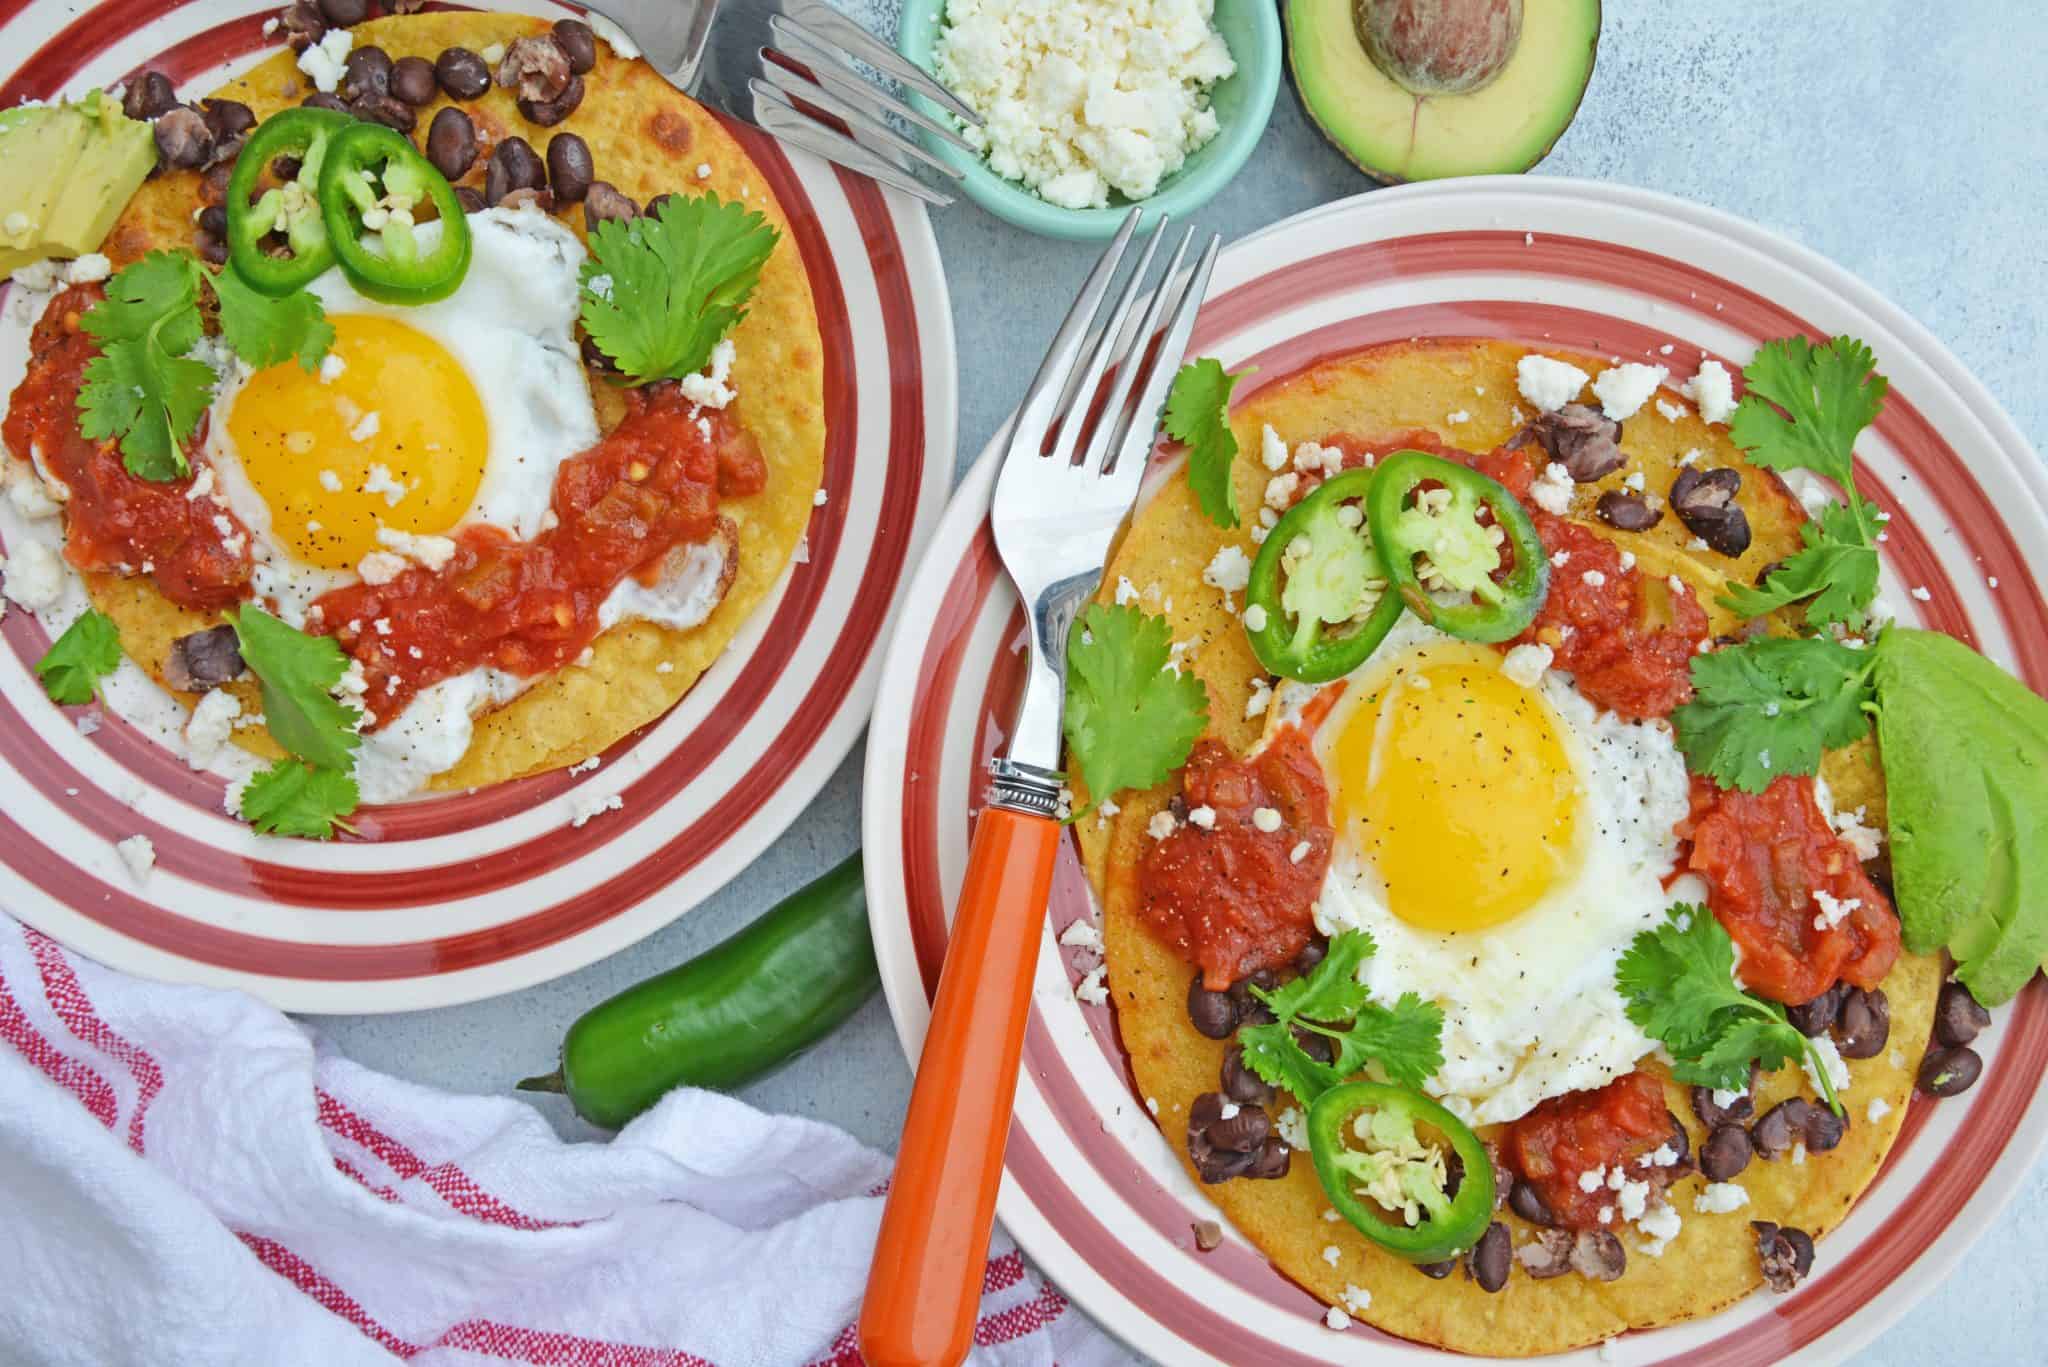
<box><xmin>1671</xmin><ymin>466</ymin><xmax>1752</xmax><ymax>557</ymax></box>
<box><xmin>425</xmin><ymin>106</ymin><xmax>478</xmax><ymax>182</ymax></box>
<box><xmin>1507</xmin><ymin>1175</ymin><xmax>1553</xmax><ymax>1227</ymax></box>
<box><xmin>203</xmin><ymin>96</ymin><xmax>253</xmax><ymax>137</ymax></box>
<box><xmin>1219</xmin><ymin>1044</ymin><xmax>1273</xmax><ymax>1106</ymax></box>
<box><xmin>552</xmin><ymin>18</ymin><xmax>598</xmax><ymax>74</ymax></box>
<box><xmin>348</xmin><ymin>92</ymin><xmax>415</xmax><ymax>133</ymax></box>
<box><xmin>301</xmin><ymin>92</ymin><xmax>350</xmax><ymax>114</ymax></box>
<box><xmin>1506</xmin><ymin>402</ymin><xmax>1625</xmax><ymax>483</ymax></box>
<box><xmin>1569</xmin><ymin>1229</ymin><xmax>1627</xmax><ymax>1282</ymax></box>
<box><xmin>519</xmin><ymin>73</ymin><xmax>585</xmax><ymax>127</ymax></box>
<box><xmin>1786</xmin><ymin>982</ymin><xmax>1846</xmax><ymax>1038</ymax></box>
<box><xmin>1186</xmin><ymin>979</ymin><xmax>1236</xmax><ymax>1039</ymax></box>
<box><xmin>1206</xmin><ymin>1103</ymin><xmax>1270</xmax><ymax>1154</ymax></box>
<box><xmin>316</xmin><ymin>0</ymin><xmax>367</xmax><ymax>26</ymax></box>
<box><xmin>1753</xmin><ymin>1220</ymin><xmax>1815</xmax><ymax>1293</ymax></box>
<box><xmin>644</xmin><ymin>191</ymin><xmax>678</xmax><ymax>220</ymax></box>
<box><xmin>123</xmin><ymin>70</ymin><xmax>177</xmax><ymax>121</ymax></box>
<box><xmin>164</xmin><ymin>625</ymin><xmax>245</xmax><ymax>692</ymax></box>
<box><xmin>198</xmin><ymin>158</ymin><xmax>235</xmax><ymax>206</ymax></box>
<box><xmin>1752</xmin><ymin>1098</ymin><xmax>1813</xmax><ymax>1159</ymax></box>
<box><xmin>1594</xmin><ymin>488</ymin><xmax>1661</xmax><ymax>531</ymax></box>
<box><xmin>1467</xmin><ymin>1222</ymin><xmax>1510</xmax><ymax>1293</ymax></box>
<box><xmin>545</xmin><ymin>131</ymin><xmax>594</xmax><ymax>202</ymax></box>
<box><xmin>1919</xmin><ymin>1045</ymin><xmax>1982</xmax><ymax>1097</ymax></box>
<box><xmin>497</xmin><ymin>34</ymin><xmax>573</xmax><ymax>102</ymax></box>
<box><xmin>270</xmin><ymin>153</ymin><xmax>303</xmax><ymax>182</ymax></box>
<box><xmin>340</xmin><ymin>45</ymin><xmax>392</xmax><ymax>102</ymax></box>
<box><xmin>1700</xmin><ymin>1123</ymin><xmax>1753</xmax><ymax>1181</ymax></box>
<box><xmin>193</xmin><ymin>226</ymin><xmax>229</xmax><ymax>266</ymax></box>
<box><xmin>1691</xmin><ymin>1072</ymin><xmax>1756</xmax><ymax>1130</ymax></box>
<box><xmin>1934</xmin><ymin>981</ymin><xmax>1992</xmax><ymax>1048</ymax></box>
<box><xmin>1516</xmin><ymin>1228</ymin><xmax>1574</xmax><ymax>1279</ymax></box>
<box><xmin>1663</xmin><ymin>1109</ymin><xmax>1692</xmax><ymax>1167</ymax></box>
<box><xmin>1416</xmin><ymin>1258</ymin><xmax>1457</xmax><ymax>1280</ymax></box>
<box><xmin>196</xmin><ymin>204</ymin><xmax>228</xmax><ymax>238</ymax></box>
<box><xmin>583</xmin><ymin>180</ymin><xmax>639</xmax><ymax>230</ymax></box>
<box><xmin>1227</xmin><ymin>969</ymin><xmax>1280</xmax><ymax>1002</ymax></box>
<box><xmin>390</xmin><ymin>55</ymin><xmax>438</xmax><ymax>107</ymax></box>
<box><xmin>1803</xmin><ymin>1102</ymin><xmax>1848</xmax><ymax>1153</ymax></box>
<box><xmin>1294</xmin><ymin>1026</ymin><xmax>1336</xmax><ymax>1066</ymax></box>
<box><xmin>1186</xmin><ymin>1093</ymin><xmax>1255</xmax><ymax>1184</ymax></box>
<box><xmin>485</xmin><ymin>136</ymin><xmax>546</xmax><ymax>206</ymax></box>
<box><xmin>580</xmin><ymin>333</ymin><xmax>619</xmax><ymax>374</ymax></box>
<box><xmin>435</xmin><ymin>47</ymin><xmax>491</xmax><ymax>100</ymax></box>
<box><xmin>1835</xmin><ymin>987</ymin><xmax>1890</xmax><ymax>1059</ymax></box>
<box><xmin>153</xmin><ymin>106</ymin><xmax>213</xmax><ymax>171</ymax></box>
<box><xmin>279</xmin><ymin>1</ymin><xmax>326</xmax><ymax>52</ymax></box>
<box><xmin>1245</xmin><ymin>1138</ymin><xmax>1291</xmax><ymax>1180</ymax></box>
<box><xmin>453</xmin><ymin>185</ymin><xmax>485</xmax><ymax>215</ymax></box>
<box><xmin>1293</xmin><ymin>936</ymin><xmax>1328</xmax><ymax>976</ymax></box>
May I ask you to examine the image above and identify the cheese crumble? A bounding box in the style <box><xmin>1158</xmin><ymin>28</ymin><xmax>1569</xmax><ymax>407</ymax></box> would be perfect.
<box><xmin>934</xmin><ymin>0</ymin><xmax>1236</xmax><ymax>210</ymax></box>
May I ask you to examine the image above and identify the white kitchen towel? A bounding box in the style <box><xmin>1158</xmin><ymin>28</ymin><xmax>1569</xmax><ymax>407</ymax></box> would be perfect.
<box><xmin>0</xmin><ymin>913</ymin><xmax>1131</xmax><ymax>1367</ymax></box>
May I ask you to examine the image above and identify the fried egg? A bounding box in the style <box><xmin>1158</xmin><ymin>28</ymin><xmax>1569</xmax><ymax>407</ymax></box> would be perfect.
<box><xmin>1269</xmin><ymin>612</ymin><xmax>1699</xmax><ymax>1126</ymax></box>
<box><xmin>202</xmin><ymin>207</ymin><xmax>600</xmax><ymax>625</ymax></box>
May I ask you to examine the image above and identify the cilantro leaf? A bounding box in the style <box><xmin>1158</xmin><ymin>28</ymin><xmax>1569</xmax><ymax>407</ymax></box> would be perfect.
<box><xmin>1672</xmin><ymin>635</ymin><xmax>1877</xmax><ymax>792</ymax></box>
<box><xmin>1237</xmin><ymin>930</ymin><xmax>1445</xmax><ymax>1103</ymax></box>
<box><xmin>237</xmin><ymin>760</ymin><xmax>359</xmax><ymax>839</ymax></box>
<box><xmin>1061</xmin><ymin>602</ymin><xmax>1208</xmax><ymax>805</ymax></box>
<box><xmin>210</xmin><ymin>263</ymin><xmax>333</xmax><ymax>372</ymax></box>
<box><xmin>34</xmin><ymin>610</ymin><xmax>122</xmax><ymax>704</ymax></box>
<box><xmin>579</xmin><ymin>192</ymin><xmax>779</xmax><ymax>386</ymax></box>
<box><xmin>226</xmin><ymin>607</ymin><xmax>361</xmax><ymax>772</ymax></box>
<box><xmin>1728</xmin><ymin>335</ymin><xmax>1888</xmax><ymax>487</ymax></box>
<box><xmin>1719</xmin><ymin>500</ymin><xmax>1883</xmax><ymax>629</ymax></box>
<box><xmin>1162</xmin><ymin>358</ymin><xmax>1246</xmax><ymax>529</ymax></box>
<box><xmin>76</xmin><ymin>251</ymin><xmax>214</xmax><ymax>481</ymax></box>
<box><xmin>1615</xmin><ymin>905</ymin><xmax>1843</xmax><ymax>1113</ymax></box>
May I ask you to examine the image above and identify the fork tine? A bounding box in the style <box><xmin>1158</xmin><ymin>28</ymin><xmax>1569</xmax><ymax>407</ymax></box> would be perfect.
<box><xmin>1009</xmin><ymin>209</ymin><xmax>1143</xmax><ymax>452</ymax></box>
<box><xmin>755</xmin><ymin>61</ymin><xmax>964</xmax><ymax>180</ymax></box>
<box><xmin>1097</xmin><ymin>232</ymin><xmax>1220</xmax><ymax>480</ymax></box>
<box><xmin>766</xmin><ymin>21</ymin><xmax>978</xmax><ymax>154</ymax></box>
<box><xmin>750</xmin><ymin>82</ymin><xmax>955</xmax><ymax>206</ymax></box>
<box><xmin>780</xmin><ymin>0</ymin><xmax>982</xmax><ymax>127</ymax></box>
<box><xmin>1047</xmin><ymin>216</ymin><xmax>1169</xmax><ymax>467</ymax></box>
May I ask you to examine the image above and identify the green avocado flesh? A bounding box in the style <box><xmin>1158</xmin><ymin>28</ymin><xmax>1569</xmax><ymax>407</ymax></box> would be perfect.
<box><xmin>1287</xmin><ymin>0</ymin><xmax>1601</xmax><ymax>182</ymax></box>
<box><xmin>0</xmin><ymin>91</ymin><xmax>156</xmax><ymax>279</ymax></box>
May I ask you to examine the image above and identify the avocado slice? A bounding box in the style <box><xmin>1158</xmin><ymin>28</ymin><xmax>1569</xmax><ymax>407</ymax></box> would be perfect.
<box><xmin>1287</xmin><ymin>0</ymin><xmax>1600</xmax><ymax>183</ymax></box>
<box><xmin>0</xmin><ymin>90</ymin><xmax>157</xmax><ymax>280</ymax></box>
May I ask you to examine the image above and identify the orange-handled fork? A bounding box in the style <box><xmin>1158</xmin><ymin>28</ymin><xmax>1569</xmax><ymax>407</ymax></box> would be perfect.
<box><xmin>860</xmin><ymin>208</ymin><xmax>1221</xmax><ymax>1367</ymax></box>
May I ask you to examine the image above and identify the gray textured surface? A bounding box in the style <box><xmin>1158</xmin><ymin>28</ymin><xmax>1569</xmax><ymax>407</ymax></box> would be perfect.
<box><xmin>319</xmin><ymin>2</ymin><xmax>2048</xmax><ymax>1360</ymax></box>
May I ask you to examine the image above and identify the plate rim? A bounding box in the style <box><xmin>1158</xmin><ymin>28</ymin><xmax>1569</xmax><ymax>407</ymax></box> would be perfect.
<box><xmin>861</xmin><ymin>175</ymin><xmax>2048</xmax><ymax>1364</ymax></box>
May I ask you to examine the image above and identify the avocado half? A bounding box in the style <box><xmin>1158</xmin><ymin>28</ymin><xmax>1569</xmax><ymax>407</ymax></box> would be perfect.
<box><xmin>1287</xmin><ymin>0</ymin><xmax>1600</xmax><ymax>183</ymax></box>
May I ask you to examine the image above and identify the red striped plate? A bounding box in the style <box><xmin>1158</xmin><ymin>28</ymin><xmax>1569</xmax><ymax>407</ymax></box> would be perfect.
<box><xmin>862</xmin><ymin>181</ymin><xmax>2048</xmax><ymax>1364</ymax></box>
<box><xmin>0</xmin><ymin>0</ymin><xmax>954</xmax><ymax>1011</ymax></box>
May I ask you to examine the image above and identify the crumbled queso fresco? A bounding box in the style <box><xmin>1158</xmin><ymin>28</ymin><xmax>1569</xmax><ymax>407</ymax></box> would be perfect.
<box><xmin>934</xmin><ymin>0</ymin><xmax>1236</xmax><ymax>209</ymax></box>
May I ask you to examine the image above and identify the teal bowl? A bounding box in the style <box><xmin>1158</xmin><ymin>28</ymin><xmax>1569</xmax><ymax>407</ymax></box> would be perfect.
<box><xmin>895</xmin><ymin>0</ymin><xmax>1282</xmax><ymax>240</ymax></box>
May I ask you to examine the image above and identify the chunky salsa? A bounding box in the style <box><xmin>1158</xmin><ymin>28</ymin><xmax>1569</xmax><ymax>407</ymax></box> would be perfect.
<box><xmin>1683</xmin><ymin>774</ymin><xmax>1900</xmax><ymax>1005</ymax></box>
<box><xmin>312</xmin><ymin>386</ymin><xmax>763</xmax><ymax>723</ymax></box>
<box><xmin>1503</xmin><ymin>1070</ymin><xmax>1676</xmax><ymax>1231</ymax></box>
<box><xmin>1136</xmin><ymin>729</ymin><xmax>1334</xmax><ymax>989</ymax></box>
<box><xmin>2</xmin><ymin>285</ymin><xmax>254</xmax><ymax>612</ymax></box>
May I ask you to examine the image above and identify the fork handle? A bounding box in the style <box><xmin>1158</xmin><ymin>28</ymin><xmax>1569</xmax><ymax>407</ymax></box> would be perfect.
<box><xmin>859</xmin><ymin>807</ymin><xmax>1061</xmax><ymax>1367</ymax></box>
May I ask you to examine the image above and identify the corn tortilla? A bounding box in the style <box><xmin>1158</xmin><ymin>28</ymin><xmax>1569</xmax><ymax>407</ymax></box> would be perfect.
<box><xmin>1073</xmin><ymin>340</ymin><xmax>1936</xmax><ymax>1356</ymax></box>
<box><xmin>91</xmin><ymin>12</ymin><xmax>824</xmax><ymax>790</ymax></box>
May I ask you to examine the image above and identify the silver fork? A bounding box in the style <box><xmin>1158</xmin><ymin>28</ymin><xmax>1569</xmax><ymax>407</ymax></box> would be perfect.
<box><xmin>858</xmin><ymin>207</ymin><xmax>1221</xmax><ymax>1367</ymax></box>
<box><xmin>576</xmin><ymin>0</ymin><xmax>981</xmax><ymax>206</ymax></box>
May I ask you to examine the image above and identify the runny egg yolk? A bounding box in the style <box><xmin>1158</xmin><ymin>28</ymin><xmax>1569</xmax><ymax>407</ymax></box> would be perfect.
<box><xmin>227</xmin><ymin>314</ymin><xmax>489</xmax><ymax>570</ymax></box>
<box><xmin>1329</xmin><ymin>643</ymin><xmax>1581</xmax><ymax>934</ymax></box>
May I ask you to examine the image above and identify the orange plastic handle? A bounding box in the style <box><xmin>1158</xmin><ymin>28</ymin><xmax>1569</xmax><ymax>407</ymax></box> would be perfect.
<box><xmin>859</xmin><ymin>806</ymin><xmax>1062</xmax><ymax>1367</ymax></box>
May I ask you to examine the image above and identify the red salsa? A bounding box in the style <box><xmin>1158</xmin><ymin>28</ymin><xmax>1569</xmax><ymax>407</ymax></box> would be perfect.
<box><xmin>1503</xmin><ymin>1071</ymin><xmax>1676</xmax><ymax>1231</ymax></box>
<box><xmin>312</xmin><ymin>386</ymin><xmax>765</xmax><ymax>724</ymax></box>
<box><xmin>1136</xmin><ymin>729</ymin><xmax>1334</xmax><ymax>990</ymax></box>
<box><xmin>2</xmin><ymin>285</ymin><xmax>254</xmax><ymax>612</ymax></box>
<box><xmin>1682</xmin><ymin>774</ymin><xmax>1900</xmax><ymax>1005</ymax></box>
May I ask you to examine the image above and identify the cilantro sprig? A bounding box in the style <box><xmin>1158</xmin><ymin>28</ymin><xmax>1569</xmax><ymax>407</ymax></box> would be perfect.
<box><xmin>1616</xmin><ymin>905</ymin><xmax>1843</xmax><ymax>1115</ymax></box>
<box><xmin>1162</xmin><ymin>358</ymin><xmax>1248</xmax><ymax>529</ymax></box>
<box><xmin>578</xmin><ymin>192</ymin><xmax>779</xmax><ymax>386</ymax></box>
<box><xmin>1720</xmin><ymin>336</ymin><xmax>1888</xmax><ymax>629</ymax></box>
<box><xmin>76</xmin><ymin>251</ymin><xmax>334</xmax><ymax>480</ymax></box>
<box><xmin>1062</xmin><ymin>602</ymin><xmax>1207</xmax><ymax>808</ymax></box>
<box><xmin>223</xmin><ymin>608</ymin><xmax>361</xmax><ymax>840</ymax></box>
<box><xmin>34</xmin><ymin>610</ymin><xmax>122</xmax><ymax>705</ymax></box>
<box><xmin>1672</xmin><ymin>635</ymin><xmax>1879</xmax><ymax>792</ymax></box>
<box><xmin>239</xmin><ymin>759</ymin><xmax>359</xmax><ymax>839</ymax></box>
<box><xmin>1238</xmin><ymin>930</ymin><xmax>1446</xmax><ymax>1103</ymax></box>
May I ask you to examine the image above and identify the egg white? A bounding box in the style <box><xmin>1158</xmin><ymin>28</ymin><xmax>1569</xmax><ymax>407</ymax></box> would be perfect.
<box><xmin>1271</xmin><ymin>613</ymin><xmax>1698</xmax><ymax>1126</ymax></box>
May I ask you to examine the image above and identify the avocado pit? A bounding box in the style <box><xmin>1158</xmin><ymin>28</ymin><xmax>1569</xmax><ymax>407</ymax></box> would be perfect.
<box><xmin>1357</xmin><ymin>0</ymin><xmax>1522</xmax><ymax>97</ymax></box>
